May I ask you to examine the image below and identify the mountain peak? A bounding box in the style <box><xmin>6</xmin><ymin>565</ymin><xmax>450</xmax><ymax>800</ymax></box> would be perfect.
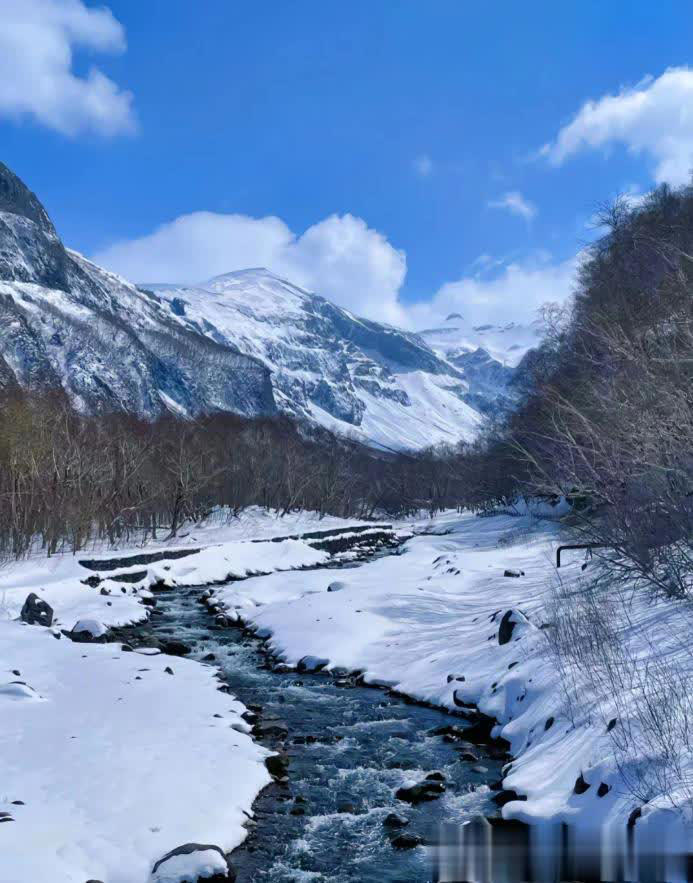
<box><xmin>0</xmin><ymin>162</ymin><xmax>69</xmax><ymax>289</ymax></box>
<box><xmin>0</xmin><ymin>162</ymin><xmax>56</xmax><ymax>234</ymax></box>
<box><xmin>202</xmin><ymin>267</ymin><xmax>296</xmax><ymax>288</ymax></box>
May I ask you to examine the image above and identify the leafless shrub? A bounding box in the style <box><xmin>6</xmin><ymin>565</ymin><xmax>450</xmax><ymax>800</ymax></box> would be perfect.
<box><xmin>547</xmin><ymin>562</ymin><xmax>693</xmax><ymax>810</ymax></box>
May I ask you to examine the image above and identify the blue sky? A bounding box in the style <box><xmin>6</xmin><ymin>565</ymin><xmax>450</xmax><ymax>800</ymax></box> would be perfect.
<box><xmin>3</xmin><ymin>1</ymin><xmax>693</xmax><ymax>327</ymax></box>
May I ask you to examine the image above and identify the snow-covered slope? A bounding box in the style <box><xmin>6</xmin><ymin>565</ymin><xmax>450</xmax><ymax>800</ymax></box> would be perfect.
<box><xmin>0</xmin><ymin>162</ymin><xmax>275</xmax><ymax>419</ymax></box>
<box><xmin>419</xmin><ymin>314</ymin><xmax>543</xmax><ymax>416</ymax></box>
<box><xmin>420</xmin><ymin>313</ymin><xmax>543</xmax><ymax>368</ymax></box>
<box><xmin>151</xmin><ymin>270</ymin><xmax>483</xmax><ymax>450</ymax></box>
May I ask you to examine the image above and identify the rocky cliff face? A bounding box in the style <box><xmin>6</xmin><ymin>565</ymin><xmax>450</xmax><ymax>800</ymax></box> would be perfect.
<box><xmin>0</xmin><ymin>163</ymin><xmax>276</xmax><ymax>419</ymax></box>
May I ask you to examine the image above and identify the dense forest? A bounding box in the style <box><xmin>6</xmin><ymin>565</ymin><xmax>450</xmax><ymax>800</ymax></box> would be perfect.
<box><xmin>0</xmin><ymin>185</ymin><xmax>691</xmax><ymax>584</ymax></box>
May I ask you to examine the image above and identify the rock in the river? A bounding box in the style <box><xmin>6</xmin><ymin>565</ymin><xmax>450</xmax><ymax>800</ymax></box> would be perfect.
<box><xmin>492</xmin><ymin>788</ymin><xmax>527</xmax><ymax>807</ymax></box>
<box><xmin>265</xmin><ymin>752</ymin><xmax>289</xmax><ymax>779</ymax></box>
<box><xmin>297</xmin><ymin>655</ymin><xmax>329</xmax><ymax>672</ymax></box>
<box><xmin>20</xmin><ymin>593</ymin><xmax>53</xmax><ymax>627</ymax></box>
<box><xmin>336</xmin><ymin>799</ymin><xmax>356</xmax><ymax>814</ymax></box>
<box><xmin>395</xmin><ymin>780</ymin><xmax>446</xmax><ymax>804</ymax></box>
<box><xmin>253</xmin><ymin>718</ymin><xmax>289</xmax><ymax>739</ymax></box>
<box><xmin>162</xmin><ymin>639</ymin><xmax>192</xmax><ymax>656</ymax></box>
<box><xmin>151</xmin><ymin>842</ymin><xmax>235</xmax><ymax>882</ymax></box>
<box><xmin>459</xmin><ymin>751</ymin><xmax>479</xmax><ymax>763</ymax></box>
<box><xmin>383</xmin><ymin>812</ymin><xmax>409</xmax><ymax>829</ymax></box>
<box><xmin>390</xmin><ymin>832</ymin><xmax>424</xmax><ymax>850</ymax></box>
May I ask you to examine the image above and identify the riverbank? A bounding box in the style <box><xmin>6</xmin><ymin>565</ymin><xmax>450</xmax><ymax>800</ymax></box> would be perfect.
<box><xmin>0</xmin><ymin>510</ymin><xmax>396</xmax><ymax>883</ymax></box>
<box><xmin>208</xmin><ymin>510</ymin><xmax>693</xmax><ymax>852</ymax></box>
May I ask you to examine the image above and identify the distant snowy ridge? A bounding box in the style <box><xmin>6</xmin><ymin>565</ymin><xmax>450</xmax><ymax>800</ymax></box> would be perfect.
<box><xmin>151</xmin><ymin>269</ymin><xmax>487</xmax><ymax>450</ymax></box>
<box><xmin>420</xmin><ymin>313</ymin><xmax>543</xmax><ymax>368</ymax></box>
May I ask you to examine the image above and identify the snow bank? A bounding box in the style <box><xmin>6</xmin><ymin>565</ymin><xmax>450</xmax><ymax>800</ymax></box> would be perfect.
<box><xmin>210</xmin><ymin>511</ymin><xmax>693</xmax><ymax>844</ymax></box>
<box><xmin>0</xmin><ymin>620</ymin><xmax>270</xmax><ymax>882</ymax></box>
<box><xmin>0</xmin><ymin>527</ymin><xmax>333</xmax><ymax>634</ymax></box>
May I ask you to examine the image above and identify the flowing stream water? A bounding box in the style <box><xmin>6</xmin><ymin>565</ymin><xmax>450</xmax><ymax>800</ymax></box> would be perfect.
<box><xmin>142</xmin><ymin>556</ymin><xmax>504</xmax><ymax>883</ymax></box>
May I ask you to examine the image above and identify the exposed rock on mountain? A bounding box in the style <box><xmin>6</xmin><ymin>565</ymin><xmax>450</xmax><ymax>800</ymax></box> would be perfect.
<box><xmin>0</xmin><ymin>162</ymin><xmax>275</xmax><ymax>419</ymax></box>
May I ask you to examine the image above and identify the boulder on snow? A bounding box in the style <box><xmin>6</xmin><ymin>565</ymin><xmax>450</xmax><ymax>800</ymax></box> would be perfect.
<box><xmin>68</xmin><ymin>619</ymin><xmax>108</xmax><ymax>643</ymax></box>
<box><xmin>0</xmin><ymin>681</ymin><xmax>41</xmax><ymax>701</ymax></box>
<box><xmin>327</xmin><ymin>580</ymin><xmax>347</xmax><ymax>592</ymax></box>
<box><xmin>20</xmin><ymin>593</ymin><xmax>53</xmax><ymax>627</ymax></box>
<box><xmin>151</xmin><ymin>842</ymin><xmax>234</xmax><ymax>882</ymax></box>
<box><xmin>504</xmin><ymin>569</ymin><xmax>524</xmax><ymax>578</ymax></box>
<box><xmin>498</xmin><ymin>609</ymin><xmax>530</xmax><ymax>645</ymax></box>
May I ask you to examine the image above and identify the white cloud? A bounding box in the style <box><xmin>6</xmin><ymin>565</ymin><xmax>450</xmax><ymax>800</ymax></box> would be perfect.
<box><xmin>0</xmin><ymin>0</ymin><xmax>135</xmax><ymax>136</ymax></box>
<box><xmin>488</xmin><ymin>191</ymin><xmax>537</xmax><ymax>221</ymax></box>
<box><xmin>94</xmin><ymin>209</ymin><xmax>579</xmax><ymax>331</ymax></box>
<box><xmin>413</xmin><ymin>154</ymin><xmax>434</xmax><ymax>177</ymax></box>
<box><xmin>409</xmin><ymin>252</ymin><xmax>578</xmax><ymax>330</ymax></box>
<box><xmin>93</xmin><ymin>211</ymin><xmax>408</xmax><ymax>325</ymax></box>
<box><xmin>541</xmin><ymin>67</ymin><xmax>693</xmax><ymax>186</ymax></box>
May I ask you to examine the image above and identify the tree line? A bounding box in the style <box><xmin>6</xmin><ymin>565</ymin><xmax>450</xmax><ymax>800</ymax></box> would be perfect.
<box><xmin>0</xmin><ymin>387</ymin><xmax>466</xmax><ymax>558</ymax></box>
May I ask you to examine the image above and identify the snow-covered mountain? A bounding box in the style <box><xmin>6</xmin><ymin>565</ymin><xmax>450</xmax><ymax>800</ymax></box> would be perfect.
<box><xmin>420</xmin><ymin>313</ymin><xmax>542</xmax><ymax>368</ymax></box>
<box><xmin>419</xmin><ymin>314</ymin><xmax>542</xmax><ymax>415</ymax></box>
<box><xmin>150</xmin><ymin>270</ymin><xmax>483</xmax><ymax>450</ymax></box>
<box><xmin>0</xmin><ymin>162</ymin><xmax>275</xmax><ymax>419</ymax></box>
<box><xmin>0</xmin><ymin>160</ymin><xmax>526</xmax><ymax>450</ymax></box>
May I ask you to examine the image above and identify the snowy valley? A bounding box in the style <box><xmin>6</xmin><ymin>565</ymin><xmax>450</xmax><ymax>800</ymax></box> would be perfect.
<box><xmin>3</xmin><ymin>507</ymin><xmax>691</xmax><ymax>881</ymax></box>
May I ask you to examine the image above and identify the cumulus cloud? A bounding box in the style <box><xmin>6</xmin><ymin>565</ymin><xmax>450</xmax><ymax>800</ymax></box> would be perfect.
<box><xmin>413</xmin><ymin>155</ymin><xmax>434</xmax><ymax>177</ymax></box>
<box><xmin>0</xmin><ymin>0</ymin><xmax>135</xmax><ymax>136</ymax></box>
<box><xmin>409</xmin><ymin>252</ymin><xmax>578</xmax><ymax>330</ymax></box>
<box><xmin>93</xmin><ymin>211</ymin><xmax>408</xmax><ymax>325</ymax></box>
<box><xmin>487</xmin><ymin>191</ymin><xmax>537</xmax><ymax>221</ymax></box>
<box><xmin>94</xmin><ymin>208</ymin><xmax>579</xmax><ymax>330</ymax></box>
<box><xmin>541</xmin><ymin>67</ymin><xmax>693</xmax><ymax>186</ymax></box>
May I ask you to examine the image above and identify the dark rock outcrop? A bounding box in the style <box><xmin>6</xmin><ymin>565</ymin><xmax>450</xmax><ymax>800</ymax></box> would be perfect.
<box><xmin>20</xmin><ymin>593</ymin><xmax>53</xmax><ymax>627</ymax></box>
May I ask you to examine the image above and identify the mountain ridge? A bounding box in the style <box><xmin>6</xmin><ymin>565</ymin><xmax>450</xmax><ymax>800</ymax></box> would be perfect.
<box><xmin>0</xmin><ymin>161</ymin><xmax>521</xmax><ymax>450</ymax></box>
